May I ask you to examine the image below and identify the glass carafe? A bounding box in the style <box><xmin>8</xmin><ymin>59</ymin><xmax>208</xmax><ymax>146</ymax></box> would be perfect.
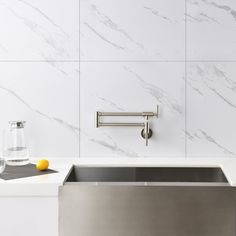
<box><xmin>3</xmin><ymin>121</ymin><xmax>29</xmax><ymax>166</ymax></box>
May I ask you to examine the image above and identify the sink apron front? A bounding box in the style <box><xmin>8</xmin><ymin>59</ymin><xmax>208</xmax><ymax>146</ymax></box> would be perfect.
<box><xmin>59</xmin><ymin>184</ymin><xmax>236</xmax><ymax>236</ymax></box>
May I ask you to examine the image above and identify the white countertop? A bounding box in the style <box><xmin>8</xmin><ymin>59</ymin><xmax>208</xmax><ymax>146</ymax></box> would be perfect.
<box><xmin>1</xmin><ymin>157</ymin><xmax>236</xmax><ymax>197</ymax></box>
<box><xmin>0</xmin><ymin>158</ymin><xmax>76</xmax><ymax>197</ymax></box>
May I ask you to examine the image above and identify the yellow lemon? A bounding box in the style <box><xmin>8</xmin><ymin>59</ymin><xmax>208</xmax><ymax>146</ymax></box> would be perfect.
<box><xmin>36</xmin><ymin>159</ymin><xmax>49</xmax><ymax>171</ymax></box>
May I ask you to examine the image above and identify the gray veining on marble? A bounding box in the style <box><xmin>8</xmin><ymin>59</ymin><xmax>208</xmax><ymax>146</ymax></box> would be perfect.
<box><xmin>84</xmin><ymin>22</ymin><xmax>126</xmax><ymax>50</ymax></box>
<box><xmin>123</xmin><ymin>66</ymin><xmax>183</xmax><ymax>115</ymax></box>
<box><xmin>0</xmin><ymin>0</ymin><xmax>77</xmax><ymax>60</ymax></box>
<box><xmin>0</xmin><ymin>84</ymin><xmax>79</xmax><ymax>135</ymax></box>
<box><xmin>81</xmin><ymin>0</ymin><xmax>185</xmax><ymax>60</ymax></box>
<box><xmin>0</xmin><ymin>62</ymin><xmax>79</xmax><ymax>157</ymax></box>
<box><xmin>16</xmin><ymin>0</ymin><xmax>69</xmax><ymax>37</ymax></box>
<box><xmin>96</xmin><ymin>96</ymin><xmax>125</xmax><ymax>111</ymax></box>
<box><xmin>187</xmin><ymin>62</ymin><xmax>236</xmax><ymax>157</ymax></box>
<box><xmin>187</xmin><ymin>0</ymin><xmax>236</xmax><ymax>60</ymax></box>
<box><xmin>81</xmin><ymin>130</ymin><xmax>141</xmax><ymax>157</ymax></box>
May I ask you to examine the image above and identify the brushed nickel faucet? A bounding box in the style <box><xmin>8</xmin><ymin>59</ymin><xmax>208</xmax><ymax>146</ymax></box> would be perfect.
<box><xmin>95</xmin><ymin>106</ymin><xmax>158</xmax><ymax>146</ymax></box>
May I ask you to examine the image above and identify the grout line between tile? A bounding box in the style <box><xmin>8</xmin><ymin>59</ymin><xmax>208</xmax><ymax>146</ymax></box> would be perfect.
<box><xmin>185</xmin><ymin>0</ymin><xmax>187</xmax><ymax>159</ymax></box>
<box><xmin>80</xmin><ymin>61</ymin><xmax>236</xmax><ymax>63</ymax></box>
<box><xmin>80</xmin><ymin>60</ymin><xmax>186</xmax><ymax>62</ymax></box>
<box><xmin>74</xmin><ymin>0</ymin><xmax>77</xmax><ymax>159</ymax></box>
<box><xmin>0</xmin><ymin>60</ymin><xmax>77</xmax><ymax>62</ymax></box>
<box><xmin>184</xmin><ymin>60</ymin><xmax>236</xmax><ymax>62</ymax></box>
<box><xmin>0</xmin><ymin>60</ymin><xmax>236</xmax><ymax>63</ymax></box>
<box><xmin>78</xmin><ymin>0</ymin><xmax>81</xmax><ymax>159</ymax></box>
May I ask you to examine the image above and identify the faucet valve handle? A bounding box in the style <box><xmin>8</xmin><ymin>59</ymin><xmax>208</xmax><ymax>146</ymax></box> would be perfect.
<box><xmin>141</xmin><ymin>116</ymin><xmax>153</xmax><ymax>146</ymax></box>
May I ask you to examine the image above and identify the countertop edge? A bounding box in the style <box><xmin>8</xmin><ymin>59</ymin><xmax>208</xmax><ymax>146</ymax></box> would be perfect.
<box><xmin>1</xmin><ymin>157</ymin><xmax>236</xmax><ymax>197</ymax></box>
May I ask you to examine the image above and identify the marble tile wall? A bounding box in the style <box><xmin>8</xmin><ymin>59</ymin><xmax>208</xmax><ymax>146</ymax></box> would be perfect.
<box><xmin>0</xmin><ymin>0</ymin><xmax>235</xmax><ymax>158</ymax></box>
<box><xmin>0</xmin><ymin>0</ymin><xmax>79</xmax><ymax>157</ymax></box>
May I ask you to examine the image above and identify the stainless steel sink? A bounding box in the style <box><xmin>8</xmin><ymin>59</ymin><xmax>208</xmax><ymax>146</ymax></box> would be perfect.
<box><xmin>59</xmin><ymin>166</ymin><xmax>235</xmax><ymax>236</ymax></box>
<box><xmin>66</xmin><ymin>166</ymin><xmax>228</xmax><ymax>183</ymax></box>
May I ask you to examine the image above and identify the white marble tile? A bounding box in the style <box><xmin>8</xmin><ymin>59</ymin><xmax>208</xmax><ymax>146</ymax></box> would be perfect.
<box><xmin>80</xmin><ymin>0</ymin><xmax>185</xmax><ymax>60</ymax></box>
<box><xmin>0</xmin><ymin>0</ymin><xmax>78</xmax><ymax>60</ymax></box>
<box><xmin>187</xmin><ymin>0</ymin><xmax>236</xmax><ymax>60</ymax></box>
<box><xmin>0</xmin><ymin>62</ymin><xmax>79</xmax><ymax>157</ymax></box>
<box><xmin>80</xmin><ymin>62</ymin><xmax>185</xmax><ymax>157</ymax></box>
<box><xmin>187</xmin><ymin>62</ymin><xmax>236</xmax><ymax>157</ymax></box>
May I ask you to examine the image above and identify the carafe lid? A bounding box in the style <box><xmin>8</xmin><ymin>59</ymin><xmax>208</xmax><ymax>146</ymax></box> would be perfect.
<box><xmin>9</xmin><ymin>121</ymin><xmax>26</xmax><ymax>129</ymax></box>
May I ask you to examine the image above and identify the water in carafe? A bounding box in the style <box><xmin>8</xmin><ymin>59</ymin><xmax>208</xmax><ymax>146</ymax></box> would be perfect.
<box><xmin>4</xmin><ymin>121</ymin><xmax>29</xmax><ymax>166</ymax></box>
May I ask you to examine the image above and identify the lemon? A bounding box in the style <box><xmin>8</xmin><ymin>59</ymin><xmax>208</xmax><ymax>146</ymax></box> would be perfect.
<box><xmin>36</xmin><ymin>159</ymin><xmax>49</xmax><ymax>171</ymax></box>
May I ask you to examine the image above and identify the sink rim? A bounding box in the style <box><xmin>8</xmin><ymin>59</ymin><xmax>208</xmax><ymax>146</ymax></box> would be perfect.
<box><xmin>64</xmin><ymin>165</ymin><xmax>229</xmax><ymax>186</ymax></box>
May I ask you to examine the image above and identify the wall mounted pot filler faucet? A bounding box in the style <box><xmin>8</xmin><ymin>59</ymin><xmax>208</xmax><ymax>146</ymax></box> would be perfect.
<box><xmin>95</xmin><ymin>106</ymin><xmax>159</xmax><ymax>146</ymax></box>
